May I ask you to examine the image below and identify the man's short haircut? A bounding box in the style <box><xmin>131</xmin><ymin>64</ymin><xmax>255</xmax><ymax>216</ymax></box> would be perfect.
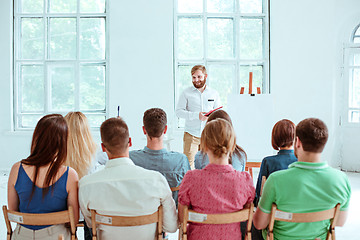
<box><xmin>271</xmin><ymin>119</ymin><xmax>296</xmax><ymax>150</ymax></box>
<box><xmin>191</xmin><ymin>65</ymin><xmax>207</xmax><ymax>75</ymax></box>
<box><xmin>143</xmin><ymin>108</ymin><xmax>167</xmax><ymax>138</ymax></box>
<box><xmin>296</xmin><ymin>118</ymin><xmax>328</xmax><ymax>153</ymax></box>
<box><xmin>100</xmin><ymin>117</ymin><xmax>129</xmax><ymax>154</ymax></box>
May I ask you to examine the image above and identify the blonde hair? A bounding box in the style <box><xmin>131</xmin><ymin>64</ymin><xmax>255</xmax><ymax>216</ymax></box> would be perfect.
<box><xmin>200</xmin><ymin>119</ymin><xmax>236</xmax><ymax>159</ymax></box>
<box><xmin>64</xmin><ymin>112</ymin><xmax>97</xmax><ymax>179</ymax></box>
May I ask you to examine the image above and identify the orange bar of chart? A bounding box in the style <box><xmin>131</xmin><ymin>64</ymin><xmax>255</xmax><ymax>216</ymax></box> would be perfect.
<box><xmin>248</xmin><ymin>72</ymin><xmax>253</xmax><ymax>94</ymax></box>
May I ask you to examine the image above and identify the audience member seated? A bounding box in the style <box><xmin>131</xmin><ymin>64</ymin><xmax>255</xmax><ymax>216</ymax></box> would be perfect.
<box><xmin>194</xmin><ymin>110</ymin><xmax>247</xmax><ymax>171</ymax></box>
<box><xmin>130</xmin><ymin>108</ymin><xmax>190</xmax><ymax>205</ymax></box>
<box><xmin>178</xmin><ymin>118</ymin><xmax>255</xmax><ymax>239</ymax></box>
<box><xmin>253</xmin><ymin>118</ymin><xmax>351</xmax><ymax>240</ymax></box>
<box><xmin>7</xmin><ymin>114</ymin><xmax>79</xmax><ymax>240</ymax></box>
<box><xmin>254</xmin><ymin>119</ymin><xmax>297</xmax><ymax>206</ymax></box>
<box><xmin>79</xmin><ymin>117</ymin><xmax>178</xmax><ymax>240</ymax></box>
<box><xmin>64</xmin><ymin>111</ymin><xmax>108</xmax><ymax>240</ymax></box>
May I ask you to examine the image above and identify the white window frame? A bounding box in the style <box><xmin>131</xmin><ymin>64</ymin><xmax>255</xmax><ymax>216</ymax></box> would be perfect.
<box><xmin>173</xmin><ymin>0</ymin><xmax>270</xmax><ymax>119</ymax></box>
<box><xmin>13</xmin><ymin>0</ymin><xmax>109</xmax><ymax>130</ymax></box>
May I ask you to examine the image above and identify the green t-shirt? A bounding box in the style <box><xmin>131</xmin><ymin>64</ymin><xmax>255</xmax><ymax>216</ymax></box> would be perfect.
<box><xmin>258</xmin><ymin>161</ymin><xmax>351</xmax><ymax>240</ymax></box>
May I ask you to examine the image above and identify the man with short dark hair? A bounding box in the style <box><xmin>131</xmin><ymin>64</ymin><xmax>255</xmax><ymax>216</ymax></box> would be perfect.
<box><xmin>253</xmin><ymin>118</ymin><xmax>351</xmax><ymax>239</ymax></box>
<box><xmin>79</xmin><ymin>117</ymin><xmax>177</xmax><ymax>240</ymax></box>
<box><xmin>130</xmin><ymin>108</ymin><xmax>190</xmax><ymax>204</ymax></box>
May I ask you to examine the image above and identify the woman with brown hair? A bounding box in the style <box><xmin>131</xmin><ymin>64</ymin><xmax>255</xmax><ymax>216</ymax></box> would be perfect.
<box><xmin>7</xmin><ymin>114</ymin><xmax>79</xmax><ymax>239</ymax></box>
<box><xmin>254</xmin><ymin>119</ymin><xmax>297</xmax><ymax>205</ymax></box>
<box><xmin>194</xmin><ymin>109</ymin><xmax>247</xmax><ymax>171</ymax></box>
<box><xmin>178</xmin><ymin>118</ymin><xmax>255</xmax><ymax>239</ymax></box>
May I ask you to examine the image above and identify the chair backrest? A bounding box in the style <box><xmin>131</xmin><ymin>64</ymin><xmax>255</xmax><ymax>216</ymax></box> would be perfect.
<box><xmin>180</xmin><ymin>203</ymin><xmax>254</xmax><ymax>240</ymax></box>
<box><xmin>170</xmin><ymin>186</ymin><xmax>180</xmax><ymax>192</ymax></box>
<box><xmin>90</xmin><ymin>205</ymin><xmax>163</xmax><ymax>240</ymax></box>
<box><xmin>267</xmin><ymin>203</ymin><xmax>341</xmax><ymax>240</ymax></box>
<box><xmin>260</xmin><ymin>176</ymin><xmax>266</xmax><ymax>196</ymax></box>
<box><xmin>2</xmin><ymin>205</ymin><xmax>77</xmax><ymax>240</ymax></box>
<box><xmin>245</xmin><ymin>162</ymin><xmax>262</xmax><ymax>179</ymax></box>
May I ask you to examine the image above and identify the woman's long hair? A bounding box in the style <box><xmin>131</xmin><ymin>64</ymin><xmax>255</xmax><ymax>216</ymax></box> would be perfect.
<box><xmin>206</xmin><ymin>110</ymin><xmax>247</xmax><ymax>165</ymax></box>
<box><xmin>21</xmin><ymin>114</ymin><xmax>68</xmax><ymax>198</ymax></box>
<box><xmin>64</xmin><ymin>112</ymin><xmax>97</xmax><ymax>179</ymax></box>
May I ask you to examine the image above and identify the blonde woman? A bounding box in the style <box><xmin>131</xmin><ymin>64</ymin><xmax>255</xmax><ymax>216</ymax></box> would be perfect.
<box><xmin>178</xmin><ymin>119</ymin><xmax>255</xmax><ymax>239</ymax></box>
<box><xmin>64</xmin><ymin>112</ymin><xmax>98</xmax><ymax>179</ymax></box>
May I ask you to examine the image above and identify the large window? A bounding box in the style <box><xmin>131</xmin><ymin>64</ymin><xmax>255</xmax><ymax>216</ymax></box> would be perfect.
<box><xmin>344</xmin><ymin>24</ymin><xmax>360</xmax><ymax>124</ymax></box>
<box><xmin>174</xmin><ymin>0</ymin><xmax>269</xmax><ymax>109</ymax></box>
<box><xmin>13</xmin><ymin>0</ymin><xmax>108</xmax><ymax>129</ymax></box>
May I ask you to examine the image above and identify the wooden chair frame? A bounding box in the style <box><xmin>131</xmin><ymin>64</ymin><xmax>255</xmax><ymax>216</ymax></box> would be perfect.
<box><xmin>2</xmin><ymin>205</ymin><xmax>77</xmax><ymax>240</ymax></box>
<box><xmin>180</xmin><ymin>203</ymin><xmax>254</xmax><ymax>240</ymax></box>
<box><xmin>245</xmin><ymin>162</ymin><xmax>262</xmax><ymax>179</ymax></box>
<box><xmin>90</xmin><ymin>206</ymin><xmax>163</xmax><ymax>240</ymax></box>
<box><xmin>267</xmin><ymin>203</ymin><xmax>341</xmax><ymax>240</ymax></box>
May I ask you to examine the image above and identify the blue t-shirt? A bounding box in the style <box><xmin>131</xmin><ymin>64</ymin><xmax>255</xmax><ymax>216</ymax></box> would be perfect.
<box><xmin>194</xmin><ymin>151</ymin><xmax>246</xmax><ymax>171</ymax></box>
<box><xmin>254</xmin><ymin>149</ymin><xmax>297</xmax><ymax>205</ymax></box>
<box><xmin>15</xmin><ymin>164</ymin><xmax>69</xmax><ymax>230</ymax></box>
<box><xmin>129</xmin><ymin>147</ymin><xmax>190</xmax><ymax>205</ymax></box>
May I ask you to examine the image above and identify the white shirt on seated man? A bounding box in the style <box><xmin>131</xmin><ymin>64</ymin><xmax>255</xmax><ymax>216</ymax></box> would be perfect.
<box><xmin>79</xmin><ymin>117</ymin><xmax>178</xmax><ymax>240</ymax></box>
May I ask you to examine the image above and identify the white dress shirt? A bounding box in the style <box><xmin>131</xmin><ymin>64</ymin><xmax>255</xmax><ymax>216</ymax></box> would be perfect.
<box><xmin>176</xmin><ymin>85</ymin><xmax>221</xmax><ymax>138</ymax></box>
<box><xmin>79</xmin><ymin>157</ymin><xmax>178</xmax><ymax>240</ymax></box>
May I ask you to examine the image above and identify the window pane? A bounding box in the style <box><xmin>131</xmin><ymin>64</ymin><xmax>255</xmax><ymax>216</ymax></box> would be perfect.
<box><xmin>354</xmin><ymin>37</ymin><xmax>360</xmax><ymax>44</ymax></box>
<box><xmin>240</xmin><ymin>18</ymin><xmax>263</xmax><ymax>60</ymax></box>
<box><xmin>50</xmin><ymin>0</ymin><xmax>77</xmax><ymax>13</ymax></box>
<box><xmin>177</xmin><ymin>65</ymin><xmax>193</xmax><ymax>97</ymax></box>
<box><xmin>50</xmin><ymin>18</ymin><xmax>76</xmax><ymax>59</ymax></box>
<box><xmin>20</xmin><ymin>115</ymin><xmax>42</xmax><ymax>128</ymax></box>
<box><xmin>21</xmin><ymin>18</ymin><xmax>44</xmax><ymax>60</ymax></box>
<box><xmin>207</xmin><ymin>0</ymin><xmax>235</xmax><ymax>13</ymax></box>
<box><xmin>178</xmin><ymin>18</ymin><xmax>203</xmax><ymax>59</ymax></box>
<box><xmin>87</xmin><ymin>115</ymin><xmax>106</xmax><ymax>128</ymax></box>
<box><xmin>208</xmin><ymin>18</ymin><xmax>234</xmax><ymax>59</ymax></box>
<box><xmin>50</xmin><ymin>65</ymin><xmax>75</xmax><ymax>111</ymax></box>
<box><xmin>208</xmin><ymin>65</ymin><xmax>235</xmax><ymax>106</ymax></box>
<box><xmin>80</xmin><ymin>18</ymin><xmax>106</xmax><ymax>59</ymax></box>
<box><xmin>178</xmin><ymin>0</ymin><xmax>202</xmax><ymax>13</ymax></box>
<box><xmin>80</xmin><ymin>65</ymin><xmax>105</xmax><ymax>110</ymax></box>
<box><xmin>356</xmin><ymin>26</ymin><xmax>360</xmax><ymax>35</ymax></box>
<box><xmin>349</xmin><ymin>110</ymin><xmax>360</xmax><ymax>123</ymax></box>
<box><xmin>80</xmin><ymin>0</ymin><xmax>106</xmax><ymax>13</ymax></box>
<box><xmin>21</xmin><ymin>0</ymin><xmax>43</xmax><ymax>13</ymax></box>
<box><xmin>353</xmin><ymin>53</ymin><xmax>360</xmax><ymax>66</ymax></box>
<box><xmin>239</xmin><ymin>0</ymin><xmax>262</xmax><ymax>13</ymax></box>
<box><xmin>21</xmin><ymin>65</ymin><xmax>44</xmax><ymax>112</ymax></box>
<box><xmin>239</xmin><ymin>66</ymin><xmax>263</xmax><ymax>93</ymax></box>
<box><xmin>349</xmin><ymin>68</ymin><xmax>360</xmax><ymax>108</ymax></box>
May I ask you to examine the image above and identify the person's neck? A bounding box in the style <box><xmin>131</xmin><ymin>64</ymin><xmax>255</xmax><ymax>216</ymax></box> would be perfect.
<box><xmin>298</xmin><ymin>152</ymin><xmax>322</xmax><ymax>163</ymax></box>
<box><xmin>108</xmin><ymin>152</ymin><xmax>129</xmax><ymax>160</ymax></box>
<box><xmin>208</xmin><ymin>152</ymin><xmax>229</xmax><ymax>165</ymax></box>
<box><xmin>146</xmin><ymin>136</ymin><xmax>163</xmax><ymax>151</ymax></box>
<box><xmin>197</xmin><ymin>84</ymin><xmax>206</xmax><ymax>93</ymax></box>
<box><xmin>279</xmin><ymin>146</ymin><xmax>293</xmax><ymax>150</ymax></box>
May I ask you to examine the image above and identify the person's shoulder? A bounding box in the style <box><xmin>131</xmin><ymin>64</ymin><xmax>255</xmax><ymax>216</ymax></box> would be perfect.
<box><xmin>67</xmin><ymin>166</ymin><xmax>79</xmax><ymax>181</ymax></box>
<box><xmin>129</xmin><ymin>149</ymin><xmax>145</xmax><ymax>160</ymax></box>
<box><xmin>167</xmin><ymin>150</ymin><xmax>188</xmax><ymax>161</ymax></box>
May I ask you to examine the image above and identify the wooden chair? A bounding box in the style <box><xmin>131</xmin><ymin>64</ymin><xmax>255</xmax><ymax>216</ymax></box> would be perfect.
<box><xmin>180</xmin><ymin>203</ymin><xmax>254</xmax><ymax>240</ymax></box>
<box><xmin>260</xmin><ymin>176</ymin><xmax>266</xmax><ymax>196</ymax></box>
<box><xmin>2</xmin><ymin>205</ymin><xmax>77</xmax><ymax>240</ymax></box>
<box><xmin>267</xmin><ymin>203</ymin><xmax>341</xmax><ymax>240</ymax></box>
<box><xmin>90</xmin><ymin>206</ymin><xmax>163</xmax><ymax>240</ymax></box>
<box><xmin>245</xmin><ymin>161</ymin><xmax>262</xmax><ymax>179</ymax></box>
<box><xmin>170</xmin><ymin>186</ymin><xmax>180</xmax><ymax>192</ymax></box>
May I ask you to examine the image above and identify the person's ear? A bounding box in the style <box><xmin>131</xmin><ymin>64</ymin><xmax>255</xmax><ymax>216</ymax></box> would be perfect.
<box><xmin>142</xmin><ymin>126</ymin><xmax>147</xmax><ymax>135</ymax></box>
<box><xmin>164</xmin><ymin>125</ymin><xmax>168</xmax><ymax>134</ymax></box>
<box><xmin>295</xmin><ymin>136</ymin><xmax>301</xmax><ymax>148</ymax></box>
<box><xmin>204</xmin><ymin>74</ymin><xmax>208</xmax><ymax>80</ymax></box>
<box><xmin>101</xmin><ymin>143</ymin><xmax>106</xmax><ymax>152</ymax></box>
<box><xmin>128</xmin><ymin>137</ymin><xmax>132</xmax><ymax>147</ymax></box>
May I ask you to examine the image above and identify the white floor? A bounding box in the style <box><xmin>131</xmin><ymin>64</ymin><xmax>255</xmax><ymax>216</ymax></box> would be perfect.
<box><xmin>0</xmin><ymin>168</ymin><xmax>359</xmax><ymax>239</ymax></box>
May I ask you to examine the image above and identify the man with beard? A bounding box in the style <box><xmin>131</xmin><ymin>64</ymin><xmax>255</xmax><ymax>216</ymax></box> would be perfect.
<box><xmin>176</xmin><ymin>65</ymin><xmax>221</xmax><ymax>169</ymax></box>
<box><xmin>253</xmin><ymin>118</ymin><xmax>351</xmax><ymax>239</ymax></box>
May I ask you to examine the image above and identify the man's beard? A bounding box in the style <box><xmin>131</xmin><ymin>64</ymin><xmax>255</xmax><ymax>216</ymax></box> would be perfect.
<box><xmin>193</xmin><ymin>79</ymin><xmax>206</xmax><ymax>89</ymax></box>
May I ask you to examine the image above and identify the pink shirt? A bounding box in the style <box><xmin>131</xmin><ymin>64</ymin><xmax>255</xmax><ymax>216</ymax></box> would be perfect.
<box><xmin>178</xmin><ymin>164</ymin><xmax>255</xmax><ymax>240</ymax></box>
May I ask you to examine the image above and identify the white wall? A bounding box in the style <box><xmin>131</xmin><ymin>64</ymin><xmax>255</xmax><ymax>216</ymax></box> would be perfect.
<box><xmin>0</xmin><ymin>0</ymin><xmax>360</xmax><ymax>170</ymax></box>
